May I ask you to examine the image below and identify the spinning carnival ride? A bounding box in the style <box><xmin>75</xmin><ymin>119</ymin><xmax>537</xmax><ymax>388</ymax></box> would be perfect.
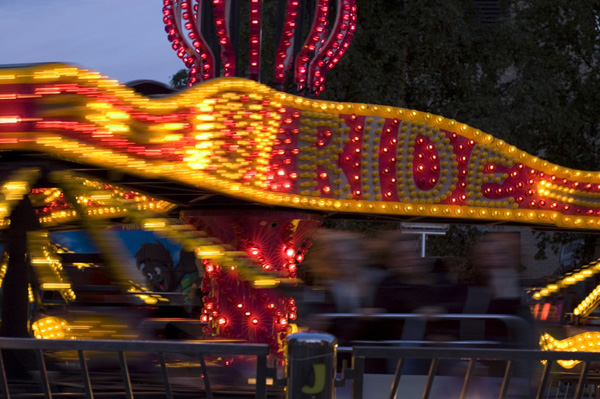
<box><xmin>1</xmin><ymin>0</ymin><xmax>600</xmax><ymax>360</ymax></box>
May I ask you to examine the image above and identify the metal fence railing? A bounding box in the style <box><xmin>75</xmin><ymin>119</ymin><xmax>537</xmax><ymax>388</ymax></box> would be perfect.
<box><xmin>1</xmin><ymin>313</ymin><xmax>600</xmax><ymax>399</ymax></box>
<box><xmin>0</xmin><ymin>337</ymin><xmax>273</xmax><ymax>399</ymax></box>
<box><xmin>305</xmin><ymin>313</ymin><xmax>600</xmax><ymax>399</ymax></box>
<box><xmin>339</xmin><ymin>346</ymin><xmax>600</xmax><ymax>399</ymax></box>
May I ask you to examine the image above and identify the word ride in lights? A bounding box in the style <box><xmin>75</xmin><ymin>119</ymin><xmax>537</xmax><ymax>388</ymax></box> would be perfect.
<box><xmin>1</xmin><ymin>63</ymin><xmax>600</xmax><ymax>230</ymax></box>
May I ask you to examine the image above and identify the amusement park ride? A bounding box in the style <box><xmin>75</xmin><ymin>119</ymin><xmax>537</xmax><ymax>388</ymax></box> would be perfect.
<box><xmin>1</xmin><ymin>0</ymin><xmax>600</xmax><ymax>367</ymax></box>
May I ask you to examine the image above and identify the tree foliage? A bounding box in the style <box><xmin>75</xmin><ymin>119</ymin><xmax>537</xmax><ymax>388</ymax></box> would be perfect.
<box><xmin>169</xmin><ymin>69</ymin><xmax>188</xmax><ymax>89</ymax></box>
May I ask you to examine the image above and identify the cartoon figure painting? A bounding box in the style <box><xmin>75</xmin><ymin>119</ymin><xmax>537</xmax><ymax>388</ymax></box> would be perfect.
<box><xmin>135</xmin><ymin>241</ymin><xmax>175</xmax><ymax>292</ymax></box>
<box><xmin>135</xmin><ymin>241</ymin><xmax>204</xmax><ymax>311</ymax></box>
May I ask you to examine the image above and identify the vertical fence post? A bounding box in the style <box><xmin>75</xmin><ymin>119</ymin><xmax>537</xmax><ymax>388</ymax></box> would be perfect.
<box><xmin>286</xmin><ymin>332</ymin><xmax>337</xmax><ymax>399</ymax></box>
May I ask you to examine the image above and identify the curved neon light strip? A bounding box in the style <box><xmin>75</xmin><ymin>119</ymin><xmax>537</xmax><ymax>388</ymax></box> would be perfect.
<box><xmin>212</xmin><ymin>0</ymin><xmax>236</xmax><ymax>77</ymax></box>
<box><xmin>185</xmin><ymin>0</ymin><xmax>216</xmax><ymax>81</ymax></box>
<box><xmin>308</xmin><ymin>0</ymin><xmax>356</xmax><ymax>95</ymax></box>
<box><xmin>4</xmin><ymin>64</ymin><xmax>600</xmax><ymax>230</ymax></box>
<box><xmin>294</xmin><ymin>0</ymin><xmax>328</xmax><ymax>91</ymax></box>
<box><xmin>273</xmin><ymin>0</ymin><xmax>300</xmax><ymax>85</ymax></box>
<box><xmin>248</xmin><ymin>0</ymin><xmax>261</xmax><ymax>81</ymax></box>
<box><xmin>164</xmin><ymin>0</ymin><xmax>203</xmax><ymax>85</ymax></box>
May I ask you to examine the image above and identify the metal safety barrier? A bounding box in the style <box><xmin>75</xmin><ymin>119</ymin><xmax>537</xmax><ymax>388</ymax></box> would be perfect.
<box><xmin>1</xmin><ymin>314</ymin><xmax>599</xmax><ymax>399</ymax></box>
<box><xmin>339</xmin><ymin>346</ymin><xmax>600</xmax><ymax>399</ymax></box>
<box><xmin>304</xmin><ymin>313</ymin><xmax>600</xmax><ymax>399</ymax></box>
<box><xmin>285</xmin><ymin>313</ymin><xmax>537</xmax><ymax>399</ymax></box>
<box><xmin>0</xmin><ymin>337</ymin><xmax>272</xmax><ymax>399</ymax></box>
<box><xmin>290</xmin><ymin>313</ymin><xmax>600</xmax><ymax>399</ymax></box>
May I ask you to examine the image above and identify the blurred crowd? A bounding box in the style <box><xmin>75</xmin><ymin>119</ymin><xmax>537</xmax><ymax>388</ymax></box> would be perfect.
<box><xmin>296</xmin><ymin>229</ymin><xmax>536</xmax><ymax>349</ymax></box>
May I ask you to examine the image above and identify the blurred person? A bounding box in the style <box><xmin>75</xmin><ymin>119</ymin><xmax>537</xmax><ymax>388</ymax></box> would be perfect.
<box><xmin>463</xmin><ymin>233</ymin><xmax>534</xmax><ymax>345</ymax></box>
<box><xmin>455</xmin><ymin>233</ymin><xmax>537</xmax><ymax>398</ymax></box>
<box><xmin>373</xmin><ymin>232</ymin><xmax>454</xmax><ymax>316</ymax></box>
<box><xmin>370</xmin><ymin>232</ymin><xmax>461</xmax><ymax>374</ymax></box>
<box><xmin>298</xmin><ymin>229</ymin><xmax>374</xmax><ymax>344</ymax></box>
<box><xmin>363</xmin><ymin>235</ymin><xmax>395</xmax><ymax>303</ymax></box>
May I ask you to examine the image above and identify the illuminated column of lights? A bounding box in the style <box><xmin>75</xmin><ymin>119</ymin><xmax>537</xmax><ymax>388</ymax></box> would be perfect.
<box><xmin>308</xmin><ymin>0</ymin><xmax>357</xmax><ymax>95</ymax></box>
<box><xmin>294</xmin><ymin>0</ymin><xmax>329</xmax><ymax>92</ymax></box>
<box><xmin>273</xmin><ymin>0</ymin><xmax>300</xmax><ymax>87</ymax></box>
<box><xmin>212</xmin><ymin>0</ymin><xmax>236</xmax><ymax>77</ymax></box>
<box><xmin>199</xmin><ymin>256</ymin><xmax>300</xmax><ymax>353</ymax></box>
<box><xmin>248</xmin><ymin>0</ymin><xmax>261</xmax><ymax>81</ymax></box>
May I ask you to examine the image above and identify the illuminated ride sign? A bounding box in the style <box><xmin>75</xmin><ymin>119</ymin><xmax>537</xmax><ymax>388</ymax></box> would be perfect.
<box><xmin>1</xmin><ymin>63</ymin><xmax>599</xmax><ymax>231</ymax></box>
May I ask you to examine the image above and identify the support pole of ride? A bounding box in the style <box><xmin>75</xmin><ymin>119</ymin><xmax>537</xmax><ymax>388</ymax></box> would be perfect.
<box><xmin>286</xmin><ymin>332</ymin><xmax>336</xmax><ymax>399</ymax></box>
<box><xmin>0</xmin><ymin>196</ymin><xmax>41</xmax><ymax>377</ymax></box>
